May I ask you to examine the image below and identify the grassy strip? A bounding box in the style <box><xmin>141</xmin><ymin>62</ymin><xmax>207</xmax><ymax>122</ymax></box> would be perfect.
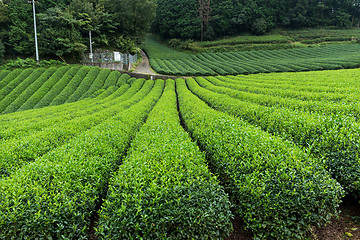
<box><xmin>0</xmin><ymin>80</ymin><xmax>164</xmax><ymax>239</ymax></box>
<box><xmin>97</xmin><ymin>80</ymin><xmax>233</xmax><ymax>239</ymax></box>
<box><xmin>0</xmin><ymin>80</ymin><xmax>152</xmax><ymax>178</ymax></box>
<box><xmin>188</xmin><ymin>78</ymin><xmax>360</xmax><ymax>194</ymax></box>
<box><xmin>176</xmin><ymin>78</ymin><xmax>343</xmax><ymax>239</ymax></box>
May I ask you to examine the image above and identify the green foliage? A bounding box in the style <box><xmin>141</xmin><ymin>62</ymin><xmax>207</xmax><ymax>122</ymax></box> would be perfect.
<box><xmin>0</xmin><ymin>58</ymin><xmax>66</xmax><ymax>70</ymax></box>
<box><xmin>143</xmin><ymin>35</ymin><xmax>190</xmax><ymax>59</ymax></box>
<box><xmin>189</xmin><ymin>76</ymin><xmax>360</xmax><ymax>195</ymax></box>
<box><xmin>0</xmin><ymin>68</ymin><xmax>46</xmax><ymax>113</ymax></box>
<box><xmin>0</xmin><ymin>79</ymin><xmax>164</xmax><ymax>239</ymax></box>
<box><xmin>0</xmin><ymin>80</ymin><xmax>149</xmax><ymax>178</ymax></box>
<box><xmin>146</xmin><ymin>41</ymin><xmax>360</xmax><ymax>76</ymax></box>
<box><xmin>97</xmin><ymin>80</ymin><xmax>233</xmax><ymax>239</ymax></box>
<box><xmin>176</xmin><ymin>78</ymin><xmax>343</xmax><ymax>239</ymax></box>
<box><xmin>153</xmin><ymin>0</ymin><xmax>360</xmax><ymax>40</ymax></box>
<box><xmin>0</xmin><ymin>39</ymin><xmax>4</xmax><ymax>60</ymax></box>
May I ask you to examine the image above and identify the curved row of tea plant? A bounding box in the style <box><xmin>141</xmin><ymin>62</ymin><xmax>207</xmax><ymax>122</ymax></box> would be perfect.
<box><xmin>176</xmin><ymin>78</ymin><xmax>343</xmax><ymax>239</ymax></box>
<box><xmin>0</xmin><ymin>66</ymin><xmax>130</xmax><ymax>114</ymax></box>
<box><xmin>216</xmin><ymin>75</ymin><xmax>360</xmax><ymax>103</ymax></box>
<box><xmin>0</xmin><ymin>79</ymin><xmax>152</xmax><ymax>178</ymax></box>
<box><xmin>98</xmin><ymin>80</ymin><xmax>233</xmax><ymax>239</ymax></box>
<box><xmin>150</xmin><ymin>44</ymin><xmax>360</xmax><ymax>76</ymax></box>
<box><xmin>202</xmin><ymin>76</ymin><xmax>360</xmax><ymax>120</ymax></box>
<box><xmin>0</xmin><ymin>80</ymin><xmax>165</xmax><ymax>239</ymax></box>
<box><xmin>187</xmin><ymin>78</ymin><xmax>360</xmax><ymax>195</ymax></box>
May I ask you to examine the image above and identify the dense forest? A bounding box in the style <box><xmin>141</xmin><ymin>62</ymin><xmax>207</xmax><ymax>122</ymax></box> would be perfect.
<box><xmin>154</xmin><ymin>0</ymin><xmax>360</xmax><ymax>40</ymax></box>
<box><xmin>1</xmin><ymin>0</ymin><xmax>360</xmax><ymax>61</ymax></box>
<box><xmin>0</xmin><ymin>0</ymin><xmax>156</xmax><ymax>61</ymax></box>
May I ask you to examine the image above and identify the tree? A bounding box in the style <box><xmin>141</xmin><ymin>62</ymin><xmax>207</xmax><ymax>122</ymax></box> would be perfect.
<box><xmin>154</xmin><ymin>0</ymin><xmax>200</xmax><ymax>39</ymax></box>
<box><xmin>103</xmin><ymin>0</ymin><xmax>157</xmax><ymax>50</ymax></box>
<box><xmin>198</xmin><ymin>0</ymin><xmax>211</xmax><ymax>41</ymax></box>
<box><xmin>38</xmin><ymin>7</ymin><xmax>86</xmax><ymax>61</ymax></box>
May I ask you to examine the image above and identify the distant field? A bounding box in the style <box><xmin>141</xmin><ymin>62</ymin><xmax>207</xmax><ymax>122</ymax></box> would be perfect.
<box><xmin>188</xmin><ymin>28</ymin><xmax>360</xmax><ymax>52</ymax></box>
<box><xmin>145</xmin><ymin>37</ymin><xmax>360</xmax><ymax>76</ymax></box>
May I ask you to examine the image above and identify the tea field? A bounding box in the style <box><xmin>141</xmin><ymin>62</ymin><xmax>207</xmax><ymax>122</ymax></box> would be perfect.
<box><xmin>145</xmin><ymin>36</ymin><xmax>360</xmax><ymax>76</ymax></box>
<box><xmin>0</xmin><ymin>66</ymin><xmax>359</xmax><ymax>239</ymax></box>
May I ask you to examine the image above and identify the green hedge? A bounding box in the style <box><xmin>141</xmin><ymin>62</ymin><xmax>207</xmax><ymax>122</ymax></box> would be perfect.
<box><xmin>34</xmin><ymin>67</ymin><xmax>80</xmax><ymax>109</ymax></box>
<box><xmin>0</xmin><ymin>68</ymin><xmax>46</xmax><ymax>113</ymax></box>
<box><xmin>18</xmin><ymin>66</ymin><xmax>71</xmax><ymax>111</ymax></box>
<box><xmin>0</xmin><ymin>68</ymin><xmax>34</xmax><ymax>102</ymax></box>
<box><xmin>97</xmin><ymin>80</ymin><xmax>233</xmax><ymax>239</ymax></box>
<box><xmin>0</xmin><ymin>80</ymin><xmax>150</xmax><ymax>178</ymax></box>
<box><xmin>65</xmin><ymin>67</ymin><xmax>101</xmax><ymax>103</ymax></box>
<box><xmin>2</xmin><ymin>68</ymin><xmax>57</xmax><ymax>114</ymax></box>
<box><xmin>188</xmin><ymin>78</ymin><xmax>360</xmax><ymax>194</ymax></box>
<box><xmin>176</xmin><ymin>78</ymin><xmax>343</xmax><ymax>239</ymax></box>
<box><xmin>0</xmin><ymin>80</ymin><xmax>164</xmax><ymax>239</ymax></box>
<box><xmin>49</xmin><ymin>66</ymin><xmax>91</xmax><ymax>106</ymax></box>
<box><xmin>79</xmin><ymin>69</ymin><xmax>111</xmax><ymax>100</ymax></box>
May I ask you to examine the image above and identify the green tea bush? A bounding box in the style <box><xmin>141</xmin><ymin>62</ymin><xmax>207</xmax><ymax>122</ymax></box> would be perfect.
<box><xmin>18</xmin><ymin>66</ymin><xmax>71</xmax><ymax>111</ymax></box>
<box><xmin>3</xmin><ymin>68</ymin><xmax>57</xmax><ymax>114</ymax></box>
<box><xmin>176</xmin><ymin>78</ymin><xmax>343</xmax><ymax>239</ymax></box>
<box><xmin>0</xmin><ymin>80</ymin><xmax>164</xmax><ymax>239</ymax></box>
<box><xmin>103</xmin><ymin>71</ymin><xmax>121</xmax><ymax>89</ymax></box>
<box><xmin>34</xmin><ymin>67</ymin><xmax>80</xmax><ymax>109</ymax></box>
<box><xmin>50</xmin><ymin>66</ymin><xmax>91</xmax><ymax>106</ymax></box>
<box><xmin>97</xmin><ymin>80</ymin><xmax>233</xmax><ymax>239</ymax></box>
<box><xmin>0</xmin><ymin>68</ymin><xmax>46</xmax><ymax>113</ymax></box>
<box><xmin>0</xmin><ymin>68</ymin><xmax>34</xmax><ymax>102</ymax></box>
<box><xmin>188</xmin><ymin>78</ymin><xmax>360</xmax><ymax>194</ymax></box>
<box><xmin>0</xmin><ymin>80</ymin><xmax>150</xmax><ymax>178</ymax></box>
<box><xmin>79</xmin><ymin>69</ymin><xmax>111</xmax><ymax>100</ymax></box>
<box><xmin>65</xmin><ymin>67</ymin><xmax>101</xmax><ymax>103</ymax></box>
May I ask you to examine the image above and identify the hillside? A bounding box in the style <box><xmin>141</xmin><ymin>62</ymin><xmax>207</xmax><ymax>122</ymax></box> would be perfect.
<box><xmin>144</xmin><ymin>35</ymin><xmax>360</xmax><ymax>76</ymax></box>
<box><xmin>0</xmin><ymin>67</ymin><xmax>359</xmax><ymax>239</ymax></box>
<box><xmin>0</xmin><ymin>66</ymin><xmax>132</xmax><ymax>114</ymax></box>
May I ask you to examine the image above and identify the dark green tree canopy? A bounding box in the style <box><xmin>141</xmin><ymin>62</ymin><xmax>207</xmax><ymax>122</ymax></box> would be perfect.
<box><xmin>0</xmin><ymin>0</ymin><xmax>157</xmax><ymax>60</ymax></box>
<box><xmin>153</xmin><ymin>0</ymin><xmax>360</xmax><ymax>40</ymax></box>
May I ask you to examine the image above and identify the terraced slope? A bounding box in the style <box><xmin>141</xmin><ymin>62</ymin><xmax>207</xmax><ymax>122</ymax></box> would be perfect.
<box><xmin>1</xmin><ymin>68</ymin><xmax>360</xmax><ymax>239</ymax></box>
<box><xmin>148</xmin><ymin>43</ymin><xmax>360</xmax><ymax>76</ymax></box>
<box><xmin>0</xmin><ymin>66</ymin><xmax>132</xmax><ymax>114</ymax></box>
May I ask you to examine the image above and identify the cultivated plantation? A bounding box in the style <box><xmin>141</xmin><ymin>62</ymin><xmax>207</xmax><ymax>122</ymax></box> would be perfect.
<box><xmin>0</xmin><ymin>65</ymin><xmax>360</xmax><ymax>239</ymax></box>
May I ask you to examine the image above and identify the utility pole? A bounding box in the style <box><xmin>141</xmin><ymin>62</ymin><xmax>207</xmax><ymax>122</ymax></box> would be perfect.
<box><xmin>28</xmin><ymin>1</ymin><xmax>39</xmax><ymax>63</ymax></box>
<box><xmin>89</xmin><ymin>30</ymin><xmax>93</xmax><ymax>63</ymax></box>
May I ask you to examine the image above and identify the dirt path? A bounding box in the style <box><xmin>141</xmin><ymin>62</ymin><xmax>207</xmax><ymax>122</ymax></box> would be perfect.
<box><xmin>134</xmin><ymin>50</ymin><xmax>155</xmax><ymax>75</ymax></box>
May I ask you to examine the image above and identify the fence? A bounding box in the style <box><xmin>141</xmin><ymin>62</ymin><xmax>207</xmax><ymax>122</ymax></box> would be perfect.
<box><xmin>83</xmin><ymin>52</ymin><xmax>137</xmax><ymax>64</ymax></box>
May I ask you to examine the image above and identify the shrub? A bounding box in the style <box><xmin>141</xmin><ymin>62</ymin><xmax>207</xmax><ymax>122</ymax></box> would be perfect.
<box><xmin>176</xmin><ymin>78</ymin><xmax>343</xmax><ymax>239</ymax></box>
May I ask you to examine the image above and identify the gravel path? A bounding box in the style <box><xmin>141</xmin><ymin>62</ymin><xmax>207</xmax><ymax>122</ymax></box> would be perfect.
<box><xmin>134</xmin><ymin>50</ymin><xmax>155</xmax><ymax>75</ymax></box>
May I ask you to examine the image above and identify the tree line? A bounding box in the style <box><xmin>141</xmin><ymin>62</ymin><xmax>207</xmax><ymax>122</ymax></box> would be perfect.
<box><xmin>0</xmin><ymin>0</ymin><xmax>156</xmax><ymax>62</ymax></box>
<box><xmin>153</xmin><ymin>0</ymin><xmax>360</xmax><ymax>40</ymax></box>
